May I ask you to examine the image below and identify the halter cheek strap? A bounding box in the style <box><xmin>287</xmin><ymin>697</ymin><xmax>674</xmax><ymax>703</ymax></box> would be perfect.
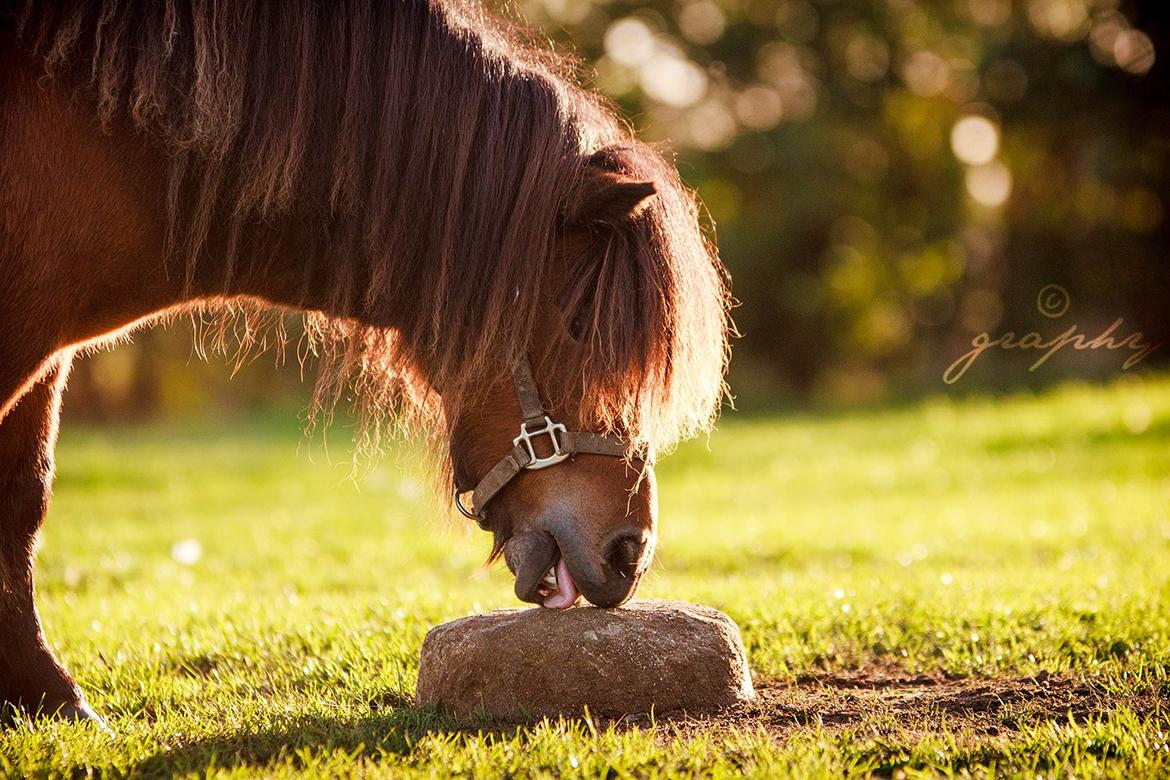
<box><xmin>454</xmin><ymin>355</ymin><xmax>627</xmax><ymax>526</ymax></box>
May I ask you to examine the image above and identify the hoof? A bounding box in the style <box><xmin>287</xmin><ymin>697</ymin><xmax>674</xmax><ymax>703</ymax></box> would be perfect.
<box><xmin>53</xmin><ymin>700</ymin><xmax>113</xmax><ymax>734</ymax></box>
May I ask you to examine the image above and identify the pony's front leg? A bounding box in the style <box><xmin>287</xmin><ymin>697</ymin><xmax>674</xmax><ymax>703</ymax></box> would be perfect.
<box><xmin>0</xmin><ymin>353</ymin><xmax>102</xmax><ymax>727</ymax></box>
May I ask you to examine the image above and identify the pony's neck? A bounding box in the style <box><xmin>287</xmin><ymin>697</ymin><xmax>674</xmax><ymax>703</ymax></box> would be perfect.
<box><xmin>181</xmin><ymin>222</ymin><xmax>404</xmax><ymax>332</ymax></box>
<box><xmin>21</xmin><ymin>0</ymin><xmax>598</xmax><ymax>395</ymax></box>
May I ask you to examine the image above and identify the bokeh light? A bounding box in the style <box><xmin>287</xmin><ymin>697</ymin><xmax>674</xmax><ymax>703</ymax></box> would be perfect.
<box><xmin>735</xmin><ymin>85</ymin><xmax>784</xmax><ymax>131</ymax></box>
<box><xmin>965</xmin><ymin>161</ymin><xmax>1013</xmax><ymax>208</ymax></box>
<box><xmin>604</xmin><ymin>17</ymin><xmax>655</xmax><ymax>67</ymax></box>
<box><xmin>901</xmin><ymin>50</ymin><xmax>951</xmax><ymax>97</ymax></box>
<box><xmin>1026</xmin><ymin>0</ymin><xmax>1090</xmax><ymax>42</ymax></box>
<box><xmin>844</xmin><ymin>34</ymin><xmax>889</xmax><ymax>83</ymax></box>
<box><xmin>685</xmin><ymin>99</ymin><xmax>738</xmax><ymax>150</ymax></box>
<box><xmin>950</xmin><ymin>116</ymin><xmax>1000</xmax><ymax>166</ymax></box>
<box><xmin>677</xmin><ymin>1</ymin><xmax>726</xmax><ymax>46</ymax></box>
<box><xmin>1113</xmin><ymin>29</ymin><xmax>1156</xmax><ymax>75</ymax></box>
<box><xmin>967</xmin><ymin>0</ymin><xmax>1012</xmax><ymax>28</ymax></box>
<box><xmin>640</xmin><ymin>52</ymin><xmax>707</xmax><ymax>108</ymax></box>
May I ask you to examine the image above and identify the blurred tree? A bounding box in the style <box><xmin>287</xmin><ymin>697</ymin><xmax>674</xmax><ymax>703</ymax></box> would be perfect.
<box><xmin>520</xmin><ymin>0</ymin><xmax>1170</xmax><ymax>404</ymax></box>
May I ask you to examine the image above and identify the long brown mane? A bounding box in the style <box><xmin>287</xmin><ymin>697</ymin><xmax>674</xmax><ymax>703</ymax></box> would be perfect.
<box><xmin>11</xmin><ymin>0</ymin><xmax>731</xmax><ymax>465</ymax></box>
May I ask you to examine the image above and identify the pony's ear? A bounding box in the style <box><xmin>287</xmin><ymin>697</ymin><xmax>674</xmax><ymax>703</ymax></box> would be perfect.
<box><xmin>568</xmin><ymin>156</ymin><xmax>657</xmax><ymax>227</ymax></box>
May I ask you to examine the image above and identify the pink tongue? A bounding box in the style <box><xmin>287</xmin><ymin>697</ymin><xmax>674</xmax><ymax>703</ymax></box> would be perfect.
<box><xmin>542</xmin><ymin>558</ymin><xmax>579</xmax><ymax>609</ymax></box>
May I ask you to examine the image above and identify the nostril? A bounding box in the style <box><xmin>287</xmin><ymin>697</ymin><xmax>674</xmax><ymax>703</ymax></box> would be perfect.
<box><xmin>603</xmin><ymin>529</ymin><xmax>645</xmax><ymax>579</ymax></box>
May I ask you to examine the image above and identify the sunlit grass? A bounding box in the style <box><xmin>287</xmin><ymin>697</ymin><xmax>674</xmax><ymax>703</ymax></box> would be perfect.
<box><xmin>2</xmin><ymin>373</ymin><xmax>1168</xmax><ymax>777</ymax></box>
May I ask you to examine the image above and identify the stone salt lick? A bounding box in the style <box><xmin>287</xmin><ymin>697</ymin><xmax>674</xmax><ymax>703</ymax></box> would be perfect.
<box><xmin>416</xmin><ymin>600</ymin><xmax>754</xmax><ymax>720</ymax></box>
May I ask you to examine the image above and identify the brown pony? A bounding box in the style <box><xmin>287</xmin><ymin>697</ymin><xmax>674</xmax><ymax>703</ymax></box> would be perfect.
<box><xmin>0</xmin><ymin>0</ymin><xmax>730</xmax><ymax>723</ymax></box>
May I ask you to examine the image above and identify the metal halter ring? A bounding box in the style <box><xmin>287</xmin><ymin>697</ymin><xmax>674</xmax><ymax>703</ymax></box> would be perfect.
<box><xmin>513</xmin><ymin>416</ymin><xmax>570</xmax><ymax>470</ymax></box>
<box><xmin>454</xmin><ymin>488</ymin><xmax>486</xmax><ymax>525</ymax></box>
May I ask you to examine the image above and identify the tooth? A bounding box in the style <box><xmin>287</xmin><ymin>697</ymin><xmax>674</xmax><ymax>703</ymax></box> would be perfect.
<box><xmin>541</xmin><ymin>565</ymin><xmax>557</xmax><ymax>588</ymax></box>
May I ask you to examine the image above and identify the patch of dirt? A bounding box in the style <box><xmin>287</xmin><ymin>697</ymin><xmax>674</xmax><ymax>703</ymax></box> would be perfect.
<box><xmin>405</xmin><ymin>661</ymin><xmax>1162</xmax><ymax>744</ymax></box>
<box><xmin>658</xmin><ymin>663</ymin><xmax>1163</xmax><ymax>738</ymax></box>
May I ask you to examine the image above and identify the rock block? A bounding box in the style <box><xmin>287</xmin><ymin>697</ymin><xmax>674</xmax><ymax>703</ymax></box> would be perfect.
<box><xmin>416</xmin><ymin>600</ymin><xmax>754</xmax><ymax>719</ymax></box>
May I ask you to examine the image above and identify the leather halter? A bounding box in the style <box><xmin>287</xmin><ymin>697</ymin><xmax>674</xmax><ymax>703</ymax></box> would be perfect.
<box><xmin>454</xmin><ymin>355</ymin><xmax>627</xmax><ymax>527</ymax></box>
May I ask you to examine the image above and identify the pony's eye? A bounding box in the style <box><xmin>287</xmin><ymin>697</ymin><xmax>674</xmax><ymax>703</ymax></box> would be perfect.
<box><xmin>566</xmin><ymin>311</ymin><xmax>588</xmax><ymax>343</ymax></box>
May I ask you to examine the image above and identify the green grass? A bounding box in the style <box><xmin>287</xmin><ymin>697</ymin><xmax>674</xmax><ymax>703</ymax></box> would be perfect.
<box><xmin>3</xmin><ymin>373</ymin><xmax>1169</xmax><ymax>777</ymax></box>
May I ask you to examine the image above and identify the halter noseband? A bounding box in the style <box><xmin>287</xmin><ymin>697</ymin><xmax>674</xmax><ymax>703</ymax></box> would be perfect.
<box><xmin>454</xmin><ymin>355</ymin><xmax>628</xmax><ymax>527</ymax></box>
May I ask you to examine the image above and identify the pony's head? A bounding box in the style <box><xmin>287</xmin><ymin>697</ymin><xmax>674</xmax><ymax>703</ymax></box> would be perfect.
<box><xmin>441</xmin><ymin>145</ymin><xmax>729</xmax><ymax>608</ymax></box>
<box><xmin>447</xmin><ymin>358</ymin><xmax>658</xmax><ymax>609</ymax></box>
<box><xmin>15</xmin><ymin>0</ymin><xmax>731</xmax><ymax>608</ymax></box>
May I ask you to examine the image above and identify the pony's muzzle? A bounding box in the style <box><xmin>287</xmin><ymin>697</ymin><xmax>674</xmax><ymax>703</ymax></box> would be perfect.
<box><xmin>504</xmin><ymin>530</ymin><xmax>560</xmax><ymax>605</ymax></box>
<box><xmin>505</xmin><ymin>512</ymin><xmax>654</xmax><ymax>609</ymax></box>
<box><xmin>583</xmin><ymin>525</ymin><xmax>654</xmax><ymax>607</ymax></box>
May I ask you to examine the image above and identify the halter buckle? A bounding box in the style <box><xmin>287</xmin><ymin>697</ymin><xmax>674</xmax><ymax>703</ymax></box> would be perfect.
<box><xmin>514</xmin><ymin>416</ymin><xmax>569</xmax><ymax>470</ymax></box>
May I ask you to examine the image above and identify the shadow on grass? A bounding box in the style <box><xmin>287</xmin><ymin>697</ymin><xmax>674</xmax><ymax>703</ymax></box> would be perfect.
<box><xmin>127</xmin><ymin>696</ymin><xmax>510</xmax><ymax>777</ymax></box>
<box><xmin>57</xmin><ymin>671</ymin><xmax>1165</xmax><ymax>777</ymax></box>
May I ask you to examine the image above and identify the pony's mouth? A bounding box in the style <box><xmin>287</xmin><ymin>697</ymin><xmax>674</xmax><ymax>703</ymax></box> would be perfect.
<box><xmin>536</xmin><ymin>558</ymin><xmax>580</xmax><ymax>609</ymax></box>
